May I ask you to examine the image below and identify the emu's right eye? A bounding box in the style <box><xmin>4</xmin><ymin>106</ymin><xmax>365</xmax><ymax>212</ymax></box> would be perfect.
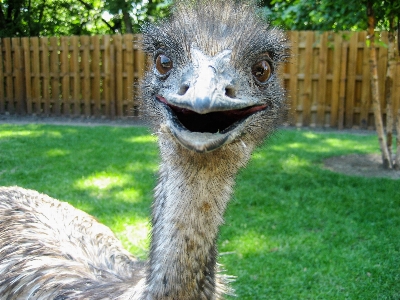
<box><xmin>251</xmin><ymin>60</ymin><xmax>272</xmax><ymax>84</ymax></box>
<box><xmin>156</xmin><ymin>54</ymin><xmax>173</xmax><ymax>75</ymax></box>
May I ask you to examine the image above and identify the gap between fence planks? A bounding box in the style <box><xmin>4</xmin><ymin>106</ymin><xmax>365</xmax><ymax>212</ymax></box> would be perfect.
<box><xmin>0</xmin><ymin>32</ymin><xmax>399</xmax><ymax>129</ymax></box>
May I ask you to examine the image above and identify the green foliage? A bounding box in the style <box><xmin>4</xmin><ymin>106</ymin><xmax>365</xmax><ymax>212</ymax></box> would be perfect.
<box><xmin>263</xmin><ymin>0</ymin><xmax>400</xmax><ymax>31</ymax></box>
<box><xmin>0</xmin><ymin>0</ymin><xmax>112</xmax><ymax>37</ymax></box>
<box><xmin>0</xmin><ymin>124</ymin><xmax>398</xmax><ymax>298</ymax></box>
<box><xmin>0</xmin><ymin>0</ymin><xmax>172</xmax><ymax>37</ymax></box>
<box><xmin>1</xmin><ymin>0</ymin><xmax>399</xmax><ymax>37</ymax></box>
<box><xmin>104</xmin><ymin>0</ymin><xmax>171</xmax><ymax>33</ymax></box>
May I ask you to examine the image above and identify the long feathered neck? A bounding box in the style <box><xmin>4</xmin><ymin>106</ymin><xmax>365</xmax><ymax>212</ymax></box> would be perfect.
<box><xmin>143</xmin><ymin>133</ymin><xmax>253</xmax><ymax>299</ymax></box>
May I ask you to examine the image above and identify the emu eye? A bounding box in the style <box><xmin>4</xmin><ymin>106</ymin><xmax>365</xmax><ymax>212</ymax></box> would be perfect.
<box><xmin>156</xmin><ymin>54</ymin><xmax>173</xmax><ymax>75</ymax></box>
<box><xmin>251</xmin><ymin>60</ymin><xmax>272</xmax><ymax>84</ymax></box>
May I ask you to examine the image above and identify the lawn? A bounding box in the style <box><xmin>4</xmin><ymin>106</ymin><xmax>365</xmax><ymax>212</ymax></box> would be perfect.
<box><xmin>0</xmin><ymin>124</ymin><xmax>399</xmax><ymax>299</ymax></box>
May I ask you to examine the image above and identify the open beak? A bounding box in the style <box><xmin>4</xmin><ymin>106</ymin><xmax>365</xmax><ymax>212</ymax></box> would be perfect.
<box><xmin>156</xmin><ymin>48</ymin><xmax>269</xmax><ymax>153</ymax></box>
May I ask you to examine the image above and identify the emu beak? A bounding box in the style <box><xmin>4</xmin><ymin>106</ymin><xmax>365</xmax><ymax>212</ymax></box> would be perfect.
<box><xmin>157</xmin><ymin>48</ymin><xmax>268</xmax><ymax>153</ymax></box>
<box><xmin>164</xmin><ymin>48</ymin><xmax>257</xmax><ymax>114</ymax></box>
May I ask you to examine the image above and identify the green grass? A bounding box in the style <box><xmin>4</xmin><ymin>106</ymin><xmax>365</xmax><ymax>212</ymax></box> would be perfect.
<box><xmin>0</xmin><ymin>124</ymin><xmax>399</xmax><ymax>299</ymax></box>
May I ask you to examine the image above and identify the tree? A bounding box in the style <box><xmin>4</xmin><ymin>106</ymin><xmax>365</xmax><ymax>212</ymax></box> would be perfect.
<box><xmin>365</xmin><ymin>0</ymin><xmax>399</xmax><ymax>169</ymax></box>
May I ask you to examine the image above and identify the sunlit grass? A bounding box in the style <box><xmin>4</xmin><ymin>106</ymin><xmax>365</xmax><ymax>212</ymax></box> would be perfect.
<box><xmin>0</xmin><ymin>124</ymin><xmax>398</xmax><ymax>299</ymax></box>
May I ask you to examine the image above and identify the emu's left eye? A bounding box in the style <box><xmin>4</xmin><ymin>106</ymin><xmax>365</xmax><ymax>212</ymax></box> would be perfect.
<box><xmin>251</xmin><ymin>60</ymin><xmax>272</xmax><ymax>84</ymax></box>
<box><xmin>156</xmin><ymin>54</ymin><xmax>173</xmax><ymax>75</ymax></box>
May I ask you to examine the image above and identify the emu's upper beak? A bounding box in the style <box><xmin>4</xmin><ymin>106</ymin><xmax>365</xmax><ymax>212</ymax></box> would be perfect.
<box><xmin>157</xmin><ymin>47</ymin><xmax>267</xmax><ymax>153</ymax></box>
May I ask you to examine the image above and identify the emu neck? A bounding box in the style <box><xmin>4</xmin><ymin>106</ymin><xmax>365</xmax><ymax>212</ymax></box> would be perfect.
<box><xmin>144</xmin><ymin>140</ymin><xmax>251</xmax><ymax>299</ymax></box>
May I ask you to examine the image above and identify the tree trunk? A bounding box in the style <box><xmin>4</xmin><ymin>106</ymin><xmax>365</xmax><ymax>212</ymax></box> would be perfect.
<box><xmin>395</xmin><ymin>20</ymin><xmax>400</xmax><ymax>170</ymax></box>
<box><xmin>385</xmin><ymin>19</ymin><xmax>396</xmax><ymax>162</ymax></box>
<box><xmin>367</xmin><ymin>1</ymin><xmax>393</xmax><ymax>169</ymax></box>
<box><xmin>396</xmin><ymin>114</ymin><xmax>400</xmax><ymax>170</ymax></box>
<box><xmin>123</xmin><ymin>11</ymin><xmax>133</xmax><ymax>34</ymax></box>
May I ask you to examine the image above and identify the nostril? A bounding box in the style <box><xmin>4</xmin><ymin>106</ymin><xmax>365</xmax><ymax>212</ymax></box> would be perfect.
<box><xmin>178</xmin><ymin>84</ymin><xmax>189</xmax><ymax>96</ymax></box>
<box><xmin>225</xmin><ymin>86</ymin><xmax>236</xmax><ymax>98</ymax></box>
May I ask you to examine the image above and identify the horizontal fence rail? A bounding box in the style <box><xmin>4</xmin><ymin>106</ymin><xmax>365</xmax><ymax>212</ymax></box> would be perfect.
<box><xmin>1</xmin><ymin>32</ymin><xmax>400</xmax><ymax>129</ymax></box>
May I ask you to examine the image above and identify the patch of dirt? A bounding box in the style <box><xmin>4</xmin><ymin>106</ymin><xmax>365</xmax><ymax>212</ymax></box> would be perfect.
<box><xmin>324</xmin><ymin>153</ymin><xmax>400</xmax><ymax>180</ymax></box>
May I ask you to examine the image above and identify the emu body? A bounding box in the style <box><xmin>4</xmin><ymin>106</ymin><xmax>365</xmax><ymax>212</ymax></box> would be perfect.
<box><xmin>0</xmin><ymin>0</ymin><xmax>288</xmax><ymax>299</ymax></box>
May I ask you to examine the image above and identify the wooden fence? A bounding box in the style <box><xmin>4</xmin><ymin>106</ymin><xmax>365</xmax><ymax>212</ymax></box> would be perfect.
<box><xmin>0</xmin><ymin>34</ymin><xmax>145</xmax><ymax>118</ymax></box>
<box><xmin>1</xmin><ymin>32</ymin><xmax>399</xmax><ymax>129</ymax></box>
<box><xmin>285</xmin><ymin>31</ymin><xmax>400</xmax><ymax>129</ymax></box>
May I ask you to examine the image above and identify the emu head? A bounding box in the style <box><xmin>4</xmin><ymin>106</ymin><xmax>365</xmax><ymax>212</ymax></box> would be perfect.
<box><xmin>141</xmin><ymin>0</ymin><xmax>288</xmax><ymax>154</ymax></box>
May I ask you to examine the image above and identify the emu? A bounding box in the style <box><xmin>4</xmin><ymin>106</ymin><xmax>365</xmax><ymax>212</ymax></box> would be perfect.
<box><xmin>0</xmin><ymin>0</ymin><xmax>288</xmax><ymax>299</ymax></box>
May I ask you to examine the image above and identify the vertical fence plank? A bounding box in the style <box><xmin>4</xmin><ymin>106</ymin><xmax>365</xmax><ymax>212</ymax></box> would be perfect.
<box><xmin>301</xmin><ymin>31</ymin><xmax>314</xmax><ymax>126</ymax></box>
<box><xmin>103</xmin><ymin>35</ymin><xmax>112</xmax><ymax>118</ymax></box>
<box><xmin>359</xmin><ymin>32</ymin><xmax>371</xmax><ymax>129</ymax></box>
<box><xmin>110</xmin><ymin>36</ymin><xmax>116</xmax><ymax>118</ymax></box>
<box><xmin>338</xmin><ymin>39</ymin><xmax>348</xmax><ymax>130</ymax></box>
<box><xmin>81</xmin><ymin>36</ymin><xmax>91</xmax><ymax>116</ymax></box>
<box><xmin>60</xmin><ymin>36</ymin><xmax>70</xmax><ymax>115</ymax></box>
<box><xmin>4</xmin><ymin>38</ymin><xmax>14</xmax><ymax>113</ymax></box>
<box><xmin>114</xmin><ymin>35</ymin><xmax>123</xmax><ymax>117</ymax></box>
<box><xmin>70</xmin><ymin>36</ymin><xmax>81</xmax><ymax>116</ymax></box>
<box><xmin>125</xmin><ymin>34</ymin><xmax>134</xmax><ymax>116</ymax></box>
<box><xmin>41</xmin><ymin>37</ymin><xmax>50</xmax><ymax>115</ymax></box>
<box><xmin>92</xmin><ymin>35</ymin><xmax>101</xmax><ymax>116</ymax></box>
<box><xmin>0</xmin><ymin>39</ymin><xmax>4</xmax><ymax>113</ymax></box>
<box><xmin>31</xmin><ymin>37</ymin><xmax>41</xmax><ymax>114</ymax></box>
<box><xmin>22</xmin><ymin>38</ymin><xmax>32</xmax><ymax>114</ymax></box>
<box><xmin>12</xmin><ymin>38</ymin><xmax>24</xmax><ymax>114</ymax></box>
<box><xmin>345</xmin><ymin>32</ymin><xmax>358</xmax><ymax>128</ymax></box>
<box><xmin>288</xmin><ymin>31</ymin><xmax>299</xmax><ymax>126</ymax></box>
<box><xmin>317</xmin><ymin>32</ymin><xmax>328</xmax><ymax>126</ymax></box>
<box><xmin>50</xmin><ymin>37</ymin><xmax>60</xmax><ymax>115</ymax></box>
<box><xmin>330</xmin><ymin>34</ymin><xmax>342</xmax><ymax>128</ymax></box>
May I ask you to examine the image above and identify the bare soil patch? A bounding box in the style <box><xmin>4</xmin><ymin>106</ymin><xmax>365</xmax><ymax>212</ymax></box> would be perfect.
<box><xmin>324</xmin><ymin>153</ymin><xmax>400</xmax><ymax>180</ymax></box>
